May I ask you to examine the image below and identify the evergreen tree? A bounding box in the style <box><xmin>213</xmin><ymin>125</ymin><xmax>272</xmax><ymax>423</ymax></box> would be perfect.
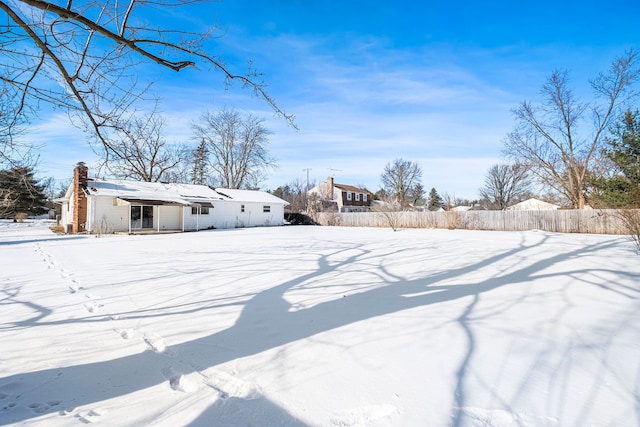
<box><xmin>191</xmin><ymin>139</ymin><xmax>209</xmax><ymax>185</ymax></box>
<box><xmin>591</xmin><ymin>109</ymin><xmax>640</xmax><ymax>208</ymax></box>
<box><xmin>0</xmin><ymin>166</ymin><xmax>48</xmax><ymax>218</ymax></box>
<box><xmin>427</xmin><ymin>188</ymin><xmax>443</xmax><ymax>211</ymax></box>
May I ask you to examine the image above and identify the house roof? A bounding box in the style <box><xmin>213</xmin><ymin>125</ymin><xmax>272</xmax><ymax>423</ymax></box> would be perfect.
<box><xmin>507</xmin><ymin>198</ymin><xmax>559</xmax><ymax>211</ymax></box>
<box><xmin>73</xmin><ymin>178</ymin><xmax>288</xmax><ymax>206</ymax></box>
<box><xmin>334</xmin><ymin>183</ymin><xmax>372</xmax><ymax>194</ymax></box>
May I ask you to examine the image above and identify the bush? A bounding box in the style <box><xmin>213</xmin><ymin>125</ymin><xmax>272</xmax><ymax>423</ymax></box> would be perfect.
<box><xmin>617</xmin><ymin>209</ymin><xmax>640</xmax><ymax>253</ymax></box>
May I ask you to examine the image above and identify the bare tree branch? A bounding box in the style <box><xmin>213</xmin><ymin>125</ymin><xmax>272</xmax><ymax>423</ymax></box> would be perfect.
<box><xmin>0</xmin><ymin>0</ymin><xmax>296</xmax><ymax>163</ymax></box>
<box><xmin>504</xmin><ymin>50</ymin><xmax>639</xmax><ymax>208</ymax></box>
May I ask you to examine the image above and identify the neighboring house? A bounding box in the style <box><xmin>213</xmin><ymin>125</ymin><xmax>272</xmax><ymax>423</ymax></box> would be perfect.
<box><xmin>56</xmin><ymin>164</ymin><xmax>288</xmax><ymax>234</ymax></box>
<box><xmin>307</xmin><ymin>177</ymin><xmax>373</xmax><ymax>212</ymax></box>
<box><xmin>507</xmin><ymin>198</ymin><xmax>560</xmax><ymax>211</ymax></box>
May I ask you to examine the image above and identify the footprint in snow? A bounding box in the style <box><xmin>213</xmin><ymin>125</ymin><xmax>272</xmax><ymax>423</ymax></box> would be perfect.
<box><xmin>1</xmin><ymin>402</ymin><xmax>16</xmax><ymax>412</ymax></box>
<box><xmin>115</xmin><ymin>328</ymin><xmax>136</xmax><ymax>340</ymax></box>
<box><xmin>199</xmin><ymin>368</ymin><xmax>259</xmax><ymax>400</ymax></box>
<box><xmin>330</xmin><ymin>404</ymin><xmax>397</xmax><ymax>427</ymax></box>
<box><xmin>28</xmin><ymin>400</ymin><xmax>61</xmax><ymax>414</ymax></box>
<box><xmin>161</xmin><ymin>367</ymin><xmax>198</xmax><ymax>393</ymax></box>
<box><xmin>144</xmin><ymin>333</ymin><xmax>167</xmax><ymax>353</ymax></box>
<box><xmin>83</xmin><ymin>302</ymin><xmax>103</xmax><ymax>313</ymax></box>
<box><xmin>75</xmin><ymin>408</ymin><xmax>106</xmax><ymax>423</ymax></box>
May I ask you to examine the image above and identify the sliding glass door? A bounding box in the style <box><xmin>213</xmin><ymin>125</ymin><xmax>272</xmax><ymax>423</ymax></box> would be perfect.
<box><xmin>131</xmin><ymin>206</ymin><xmax>154</xmax><ymax>229</ymax></box>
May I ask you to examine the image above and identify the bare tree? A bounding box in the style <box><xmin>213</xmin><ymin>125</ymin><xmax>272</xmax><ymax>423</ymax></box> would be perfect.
<box><xmin>191</xmin><ymin>108</ymin><xmax>276</xmax><ymax>189</ymax></box>
<box><xmin>479</xmin><ymin>163</ymin><xmax>531</xmax><ymax>210</ymax></box>
<box><xmin>96</xmin><ymin>108</ymin><xmax>188</xmax><ymax>182</ymax></box>
<box><xmin>0</xmin><ymin>83</ymin><xmax>30</xmax><ymax>167</ymax></box>
<box><xmin>504</xmin><ymin>50</ymin><xmax>639</xmax><ymax>209</ymax></box>
<box><xmin>373</xmin><ymin>195</ymin><xmax>403</xmax><ymax>231</ymax></box>
<box><xmin>272</xmin><ymin>179</ymin><xmax>309</xmax><ymax>213</ymax></box>
<box><xmin>380</xmin><ymin>158</ymin><xmax>423</xmax><ymax>209</ymax></box>
<box><xmin>0</xmin><ymin>0</ymin><xmax>295</xmax><ymax>159</ymax></box>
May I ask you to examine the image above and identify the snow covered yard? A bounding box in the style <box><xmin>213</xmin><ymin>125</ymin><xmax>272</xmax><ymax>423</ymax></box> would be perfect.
<box><xmin>1</xmin><ymin>221</ymin><xmax>639</xmax><ymax>427</ymax></box>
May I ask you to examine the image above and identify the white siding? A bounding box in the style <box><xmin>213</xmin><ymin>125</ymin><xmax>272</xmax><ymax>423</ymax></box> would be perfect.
<box><xmin>182</xmin><ymin>201</ymin><xmax>285</xmax><ymax>230</ymax></box>
<box><xmin>156</xmin><ymin>206</ymin><xmax>182</xmax><ymax>231</ymax></box>
<box><xmin>60</xmin><ymin>191</ymin><xmax>74</xmax><ymax>228</ymax></box>
<box><xmin>88</xmin><ymin>197</ymin><xmax>129</xmax><ymax>233</ymax></box>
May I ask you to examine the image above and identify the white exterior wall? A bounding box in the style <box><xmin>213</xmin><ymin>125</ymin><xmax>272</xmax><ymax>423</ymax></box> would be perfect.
<box><xmin>182</xmin><ymin>207</ymin><xmax>218</xmax><ymax>231</ymax></box>
<box><xmin>85</xmin><ymin>198</ymin><xmax>184</xmax><ymax>233</ymax></box>
<box><xmin>183</xmin><ymin>201</ymin><xmax>285</xmax><ymax>230</ymax></box>
<box><xmin>87</xmin><ymin>197</ymin><xmax>130</xmax><ymax>233</ymax></box>
<box><xmin>60</xmin><ymin>191</ymin><xmax>74</xmax><ymax>229</ymax></box>
<box><xmin>155</xmin><ymin>206</ymin><xmax>182</xmax><ymax>231</ymax></box>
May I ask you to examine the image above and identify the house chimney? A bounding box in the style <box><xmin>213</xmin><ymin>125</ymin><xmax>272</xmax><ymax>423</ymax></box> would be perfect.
<box><xmin>72</xmin><ymin>162</ymin><xmax>88</xmax><ymax>233</ymax></box>
<box><xmin>327</xmin><ymin>176</ymin><xmax>334</xmax><ymax>200</ymax></box>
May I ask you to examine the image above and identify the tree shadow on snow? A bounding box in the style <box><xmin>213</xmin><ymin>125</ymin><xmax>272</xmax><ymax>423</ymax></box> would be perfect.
<box><xmin>0</xmin><ymin>232</ymin><xmax>638</xmax><ymax>425</ymax></box>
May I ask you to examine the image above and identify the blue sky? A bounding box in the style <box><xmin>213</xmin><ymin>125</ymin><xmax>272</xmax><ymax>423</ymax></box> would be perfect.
<box><xmin>32</xmin><ymin>0</ymin><xmax>639</xmax><ymax>199</ymax></box>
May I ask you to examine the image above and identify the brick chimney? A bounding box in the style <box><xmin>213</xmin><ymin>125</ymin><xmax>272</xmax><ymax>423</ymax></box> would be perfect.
<box><xmin>326</xmin><ymin>176</ymin><xmax>334</xmax><ymax>200</ymax></box>
<box><xmin>72</xmin><ymin>162</ymin><xmax>88</xmax><ymax>233</ymax></box>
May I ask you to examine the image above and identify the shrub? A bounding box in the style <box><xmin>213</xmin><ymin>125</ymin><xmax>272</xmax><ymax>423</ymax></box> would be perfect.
<box><xmin>617</xmin><ymin>209</ymin><xmax>640</xmax><ymax>254</ymax></box>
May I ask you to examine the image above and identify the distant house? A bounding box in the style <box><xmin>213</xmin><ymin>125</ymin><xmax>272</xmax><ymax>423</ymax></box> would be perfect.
<box><xmin>507</xmin><ymin>198</ymin><xmax>560</xmax><ymax>211</ymax></box>
<box><xmin>307</xmin><ymin>177</ymin><xmax>373</xmax><ymax>212</ymax></box>
<box><xmin>56</xmin><ymin>164</ymin><xmax>288</xmax><ymax>234</ymax></box>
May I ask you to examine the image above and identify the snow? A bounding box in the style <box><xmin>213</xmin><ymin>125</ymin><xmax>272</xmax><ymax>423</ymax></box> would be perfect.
<box><xmin>1</xmin><ymin>220</ymin><xmax>639</xmax><ymax>427</ymax></box>
<box><xmin>66</xmin><ymin>177</ymin><xmax>288</xmax><ymax>206</ymax></box>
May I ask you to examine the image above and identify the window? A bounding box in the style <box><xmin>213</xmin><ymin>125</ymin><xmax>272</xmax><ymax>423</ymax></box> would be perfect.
<box><xmin>241</xmin><ymin>204</ymin><xmax>245</xmax><ymax>213</ymax></box>
<box><xmin>346</xmin><ymin>192</ymin><xmax>352</xmax><ymax>201</ymax></box>
<box><xmin>191</xmin><ymin>206</ymin><xmax>210</xmax><ymax>215</ymax></box>
<box><xmin>363</xmin><ymin>193</ymin><xmax>368</xmax><ymax>202</ymax></box>
<box><xmin>355</xmin><ymin>193</ymin><xmax>360</xmax><ymax>201</ymax></box>
<box><xmin>263</xmin><ymin>205</ymin><xmax>270</xmax><ymax>213</ymax></box>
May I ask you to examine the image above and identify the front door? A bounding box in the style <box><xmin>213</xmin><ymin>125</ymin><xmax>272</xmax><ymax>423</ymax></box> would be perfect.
<box><xmin>131</xmin><ymin>206</ymin><xmax>154</xmax><ymax>229</ymax></box>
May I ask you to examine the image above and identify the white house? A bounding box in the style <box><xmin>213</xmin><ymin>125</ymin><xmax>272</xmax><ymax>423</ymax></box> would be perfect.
<box><xmin>507</xmin><ymin>198</ymin><xmax>560</xmax><ymax>211</ymax></box>
<box><xmin>57</xmin><ymin>164</ymin><xmax>288</xmax><ymax>234</ymax></box>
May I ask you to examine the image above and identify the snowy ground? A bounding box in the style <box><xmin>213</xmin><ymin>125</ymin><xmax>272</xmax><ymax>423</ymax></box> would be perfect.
<box><xmin>1</xmin><ymin>221</ymin><xmax>639</xmax><ymax>427</ymax></box>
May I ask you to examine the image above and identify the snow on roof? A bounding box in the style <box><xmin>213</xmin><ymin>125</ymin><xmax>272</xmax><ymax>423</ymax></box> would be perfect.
<box><xmin>212</xmin><ymin>188</ymin><xmax>289</xmax><ymax>205</ymax></box>
<box><xmin>333</xmin><ymin>183</ymin><xmax>372</xmax><ymax>194</ymax></box>
<box><xmin>507</xmin><ymin>198</ymin><xmax>560</xmax><ymax>211</ymax></box>
<box><xmin>83</xmin><ymin>178</ymin><xmax>287</xmax><ymax>205</ymax></box>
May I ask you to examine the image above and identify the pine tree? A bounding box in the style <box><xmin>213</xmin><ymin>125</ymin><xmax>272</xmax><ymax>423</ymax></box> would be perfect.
<box><xmin>0</xmin><ymin>166</ymin><xmax>48</xmax><ymax>218</ymax></box>
<box><xmin>591</xmin><ymin>109</ymin><xmax>640</xmax><ymax>208</ymax></box>
<box><xmin>427</xmin><ymin>187</ymin><xmax>443</xmax><ymax>211</ymax></box>
<box><xmin>191</xmin><ymin>139</ymin><xmax>209</xmax><ymax>185</ymax></box>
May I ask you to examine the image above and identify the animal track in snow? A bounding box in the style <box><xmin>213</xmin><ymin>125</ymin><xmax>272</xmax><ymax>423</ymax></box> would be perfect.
<box><xmin>75</xmin><ymin>408</ymin><xmax>106</xmax><ymax>423</ymax></box>
<box><xmin>198</xmin><ymin>368</ymin><xmax>259</xmax><ymax>400</ymax></box>
<box><xmin>83</xmin><ymin>301</ymin><xmax>103</xmax><ymax>313</ymax></box>
<box><xmin>115</xmin><ymin>328</ymin><xmax>136</xmax><ymax>340</ymax></box>
<box><xmin>1</xmin><ymin>402</ymin><xmax>16</xmax><ymax>412</ymax></box>
<box><xmin>161</xmin><ymin>367</ymin><xmax>198</xmax><ymax>393</ymax></box>
<box><xmin>143</xmin><ymin>333</ymin><xmax>167</xmax><ymax>353</ymax></box>
<box><xmin>330</xmin><ymin>404</ymin><xmax>397</xmax><ymax>427</ymax></box>
<box><xmin>27</xmin><ymin>400</ymin><xmax>62</xmax><ymax>414</ymax></box>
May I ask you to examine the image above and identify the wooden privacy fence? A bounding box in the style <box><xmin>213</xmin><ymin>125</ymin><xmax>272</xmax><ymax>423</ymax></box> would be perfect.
<box><xmin>316</xmin><ymin>209</ymin><xmax>635</xmax><ymax>234</ymax></box>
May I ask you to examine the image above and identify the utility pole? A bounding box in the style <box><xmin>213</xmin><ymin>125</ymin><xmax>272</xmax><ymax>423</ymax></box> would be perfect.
<box><xmin>302</xmin><ymin>168</ymin><xmax>311</xmax><ymax>191</ymax></box>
